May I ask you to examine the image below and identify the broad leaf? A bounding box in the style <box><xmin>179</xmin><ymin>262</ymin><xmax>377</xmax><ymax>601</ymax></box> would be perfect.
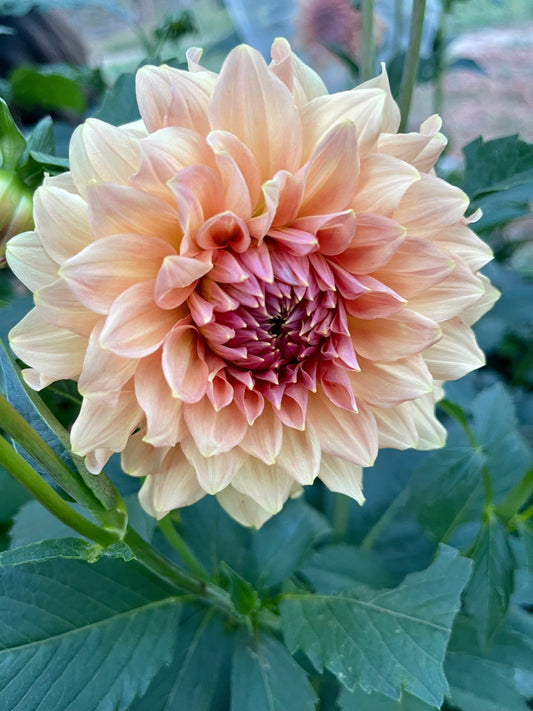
<box><xmin>231</xmin><ymin>631</ymin><xmax>317</xmax><ymax>711</ymax></box>
<box><xmin>95</xmin><ymin>72</ymin><xmax>140</xmax><ymax>126</ymax></box>
<box><xmin>0</xmin><ymin>465</ymin><xmax>30</xmax><ymax>521</ymax></box>
<box><xmin>251</xmin><ymin>498</ymin><xmax>330</xmax><ymax>590</ymax></box>
<box><xmin>463</xmin><ymin>514</ymin><xmax>515</xmax><ymax>647</ymax></box>
<box><xmin>9</xmin><ymin>67</ymin><xmax>86</xmax><ymax>113</ymax></box>
<box><xmin>129</xmin><ymin>609</ymin><xmax>232</xmax><ymax>711</ymax></box>
<box><xmin>517</xmin><ymin>522</ymin><xmax>533</xmax><ymax>573</ymax></box>
<box><xmin>445</xmin><ymin>610</ymin><xmax>533</xmax><ymax>711</ymax></box>
<box><xmin>407</xmin><ymin>447</ymin><xmax>486</xmax><ymax>542</ymax></box>
<box><xmin>0</xmin><ymin>556</ymin><xmax>181</xmax><ymax>711</ymax></box>
<box><xmin>0</xmin><ymin>98</ymin><xmax>25</xmax><ymax>170</ymax></box>
<box><xmin>339</xmin><ymin>687</ymin><xmax>437</xmax><ymax>711</ymax></box>
<box><xmin>0</xmin><ymin>537</ymin><xmax>133</xmax><ymax>566</ymax></box>
<box><xmin>280</xmin><ymin>545</ymin><xmax>471</xmax><ymax>707</ymax></box>
<box><xmin>299</xmin><ymin>543</ymin><xmax>391</xmax><ymax>593</ymax></box>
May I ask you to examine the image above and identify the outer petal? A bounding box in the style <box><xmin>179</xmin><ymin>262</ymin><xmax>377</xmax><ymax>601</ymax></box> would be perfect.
<box><xmin>276</xmin><ymin>425</ymin><xmax>321</xmax><ymax>485</ymax></box>
<box><xmin>69</xmin><ymin>119</ymin><xmax>140</xmax><ymax>197</ymax></box>
<box><xmin>357</xmin><ymin>64</ymin><xmax>400</xmax><ymax>133</ymax></box>
<box><xmin>338</xmin><ymin>213</ymin><xmax>406</xmax><ymax>274</ymax></box>
<box><xmin>181</xmin><ymin>438</ymin><xmax>245</xmax><ymax>494</ymax></box>
<box><xmin>216</xmin><ymin>485</ymin><xmax>273</xmax><ymax>528</ymax></box>
<box><xmin>208</xmin><ymin>44</ymin><xmax>302</xmax><ymax>181</ymax></box>
<box><xmin>34</xmin><ymin>277</ymin><xmax>99</xmax><ymax>336</ymax></box>
<box><xmin>6</xmin><ymin>231</ymin><xmax>58</xmax><ymax>291</ymax></box>
<box><xmin>239</xmin><ymin>406</ymin><xmax>283</xmax><ymax>464</ymax></box>
<box><xmin>351</xmin><ymin>355</ymin><xmax>434</xmax><ymax>408</ymax></box>
<box><xmin>318</xmin><ymin>453</ymin><xmax>365</xmax><ymax>504</ymax></box>
<box><xmin>423</xmin><ymin>318</ymin><xmax>485</xmax><ymax>380</ymax></box>
<box><xmin>231</xmin><ymin>460</ymin><xmax>295</xmax><ymax>514</ymax></box>
<box><xmin>351</xmin><ymin>153</ymin><xmax>420</xmax><ymax>216</ymax></box>
<box><xmin>162</xmin><ymin>325</ymin><xmax>209</xmax><ymax>403</ymax></box>
<box><xmin>9</xmin><ymin>309</ymin><xmax>87</xmax><ymax>384</ymax></box>
<box><xmin>183</xmin><ymin>398</ymin><xmax>248</xmax><ymax>457</ymax></box>
<box><xmin>269</xmin><ymin>37</ymin><xmax>328</xmax><ymax>107</ymax></box>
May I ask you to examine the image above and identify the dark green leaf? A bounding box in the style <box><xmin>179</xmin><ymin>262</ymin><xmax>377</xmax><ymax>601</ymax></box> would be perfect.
<box><xmin>231</xmin><ymin>631</ymin><xmax>317</xmax><ymax>711</ymax></box>
<box><xmin>445</xmin><ymin>610</ymin><xmax>533</xmax><ymax>711</ymax></box>
<box><xmin>280</xmin><ymin>545</ymin><xmax>472</xmax><ymax>707</ymax></box>
<box><xmin>0</xmin><ymin>0</ymin><xmax>130</xmax><ymax>16</ymax></box>
<box><xmin>0</xmin><ymin>556</ymin><xmax>180</xmax><ymax>711</ymax></box>
<box><xmin>10</xmin><ymin>67</ymin><xmax>86</xmax><ymax>113</ymax></box>
<box><xmin>0</xmin><ymin>98</ymin><xmax>25</xmax><ymax>170</ymax></box>
<box><xmin>0</xmin><ymin>537</ymin><xmax>133</xmax><ymax>566</ymax></box>
<box><xmin>0</xmin><ymin>465</ymin><xmax>30</xmax><ymax>521</ymax></box>
<box><xmin>463</xmin><ymin>514</ymin><xmax>515</xmax><ymax>647</ymax></box>
<box><xmin>220</xmin><ymin>561</ymin><xmax>259</xmax><ymax>616</ymax></box>
<box><xmin>339</xmin><ymin>688</ymin><xmax>437</xmax><ymax>711</ymax></box>
<box><xmin>299</xmin><ymin>543</ymin><xmax>391</xmax><ymax>593</ymax></box>
<box><xmin>128</xmin><ymin>608</ymin><xmax>232</xmax><ymax>711</ymax></box>
<box><xmin>95</xmin><ymin>72</ymin><xmax>140</xmax><ymax>126</ymax></box>
<box><xmin>25</xmin><ymin>116</ymin><xmax>55</xmax><ymax>155</ymax></box>
<box><xmin>517</xmin><ymin>522</ymin><xmax>533</xmax><ymax>573</ymax></box>
<box><xmin>407</xmin><ymin>447</ymin><xmax>486</xmax><ymax>542</ymax></box>
<box><xmin>251</xmin><ymin>498</ymin><xmax>330</xmax><ymax>590</ymax></box>
<box><xmin>9</xmin><ymin>499</ymin><xmax>85</xmax><ymax>547</ymax></box>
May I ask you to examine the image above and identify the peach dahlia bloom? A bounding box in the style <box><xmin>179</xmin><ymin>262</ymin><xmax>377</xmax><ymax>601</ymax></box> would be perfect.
<box><xmin>7</xmin><ymin>39</ymin><xmax>497</xmax><ymax>527</ymax></box>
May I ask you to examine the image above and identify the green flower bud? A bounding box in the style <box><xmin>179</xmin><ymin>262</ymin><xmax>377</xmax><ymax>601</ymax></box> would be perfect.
<box><xmin>0</xmin><ymin>169</ymin><xmax>34</xmax><ymax>265</ymax></box>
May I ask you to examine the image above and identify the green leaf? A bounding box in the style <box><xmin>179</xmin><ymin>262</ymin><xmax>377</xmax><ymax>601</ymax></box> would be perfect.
<box><xmin>220</xmin><ymin>561</ymin><xmax>259</xmax><ymax>616</ymax></box>
<box><xmin>0</xmin><ymin>99</ymin><xmax>25</xmax><ymax>170</ymax></box>
<box><xmin>461</xmin><ymin>136</ymin><xmax>533</xmax><ymax>232</ymax></box>
<box><xmin>445</xmin><ymin>610</ymin><xmax>533</xmax><ymax>711</ymax></box>
<box><xmin>463</xmin><ymin>514</ymin><xmax>515</xmax><ymax>647</ymax></box>
<box><xmin>9</xmin><ymin>499</ymin><xmax>86</xmax><ymax>547</ymax></box>
<box><xmin>407</xmin><ymin>447</ymin><xmax>486</xmax><ymax>542</ymax></box>
<box><xmin>231</xmin><ymin>631</ymin><xmax>317</xmax><ymax>711</ymax></box>
<box><xmin>339</xmin><ymin>688</ymin><xmax>437</xmax><ymax>711</ymax></box>
<box><xmin>517</xmin><ymin>522</ymin><xmax>533</xmax><ymax>573</ymax></box>
<box><xmin>25</xmin><ymin>116</ymin><xmax>55</xmax><ymax>155</ymax></box>
<box><xmin>251</xmin><ymin>498</ymin><xmax>330</xmax><ymax>590</ymax></box>
<box><xmin>299</xmin><ymin>544</ymin><xmax>391</xmax><ymax>593</ymax></box>
<box><xmin>280</xmin><ymin>545</ymin><xmax>472</xmax><ymax>707</ymax></box>
<box><xmin>128</xmin><ymin>608</ymin><xmax>232</xmax><ymax>711</ymax></box>
<box><xmin>0</xmin><ymin>556</ymin><xmax>180</xmax><ymax>711</ymax></box>
<box><xmin>9</xmin><ymin>67</ymin><xmax>86</xmax><ymax>114</ymax></box>
<box><xmin>95</xmin><ymin>72</ymin><xmax>140</xmax><ymax>126</ymax></box>
<box><xmin>0</xmin><ymin>537</ymin><xmax>133</xmax><ymax>566</ymax></box>
<box><xmin>0</xmin><ymin>465</ymin><xmax>30</xmax><ymax>521</ymax></box>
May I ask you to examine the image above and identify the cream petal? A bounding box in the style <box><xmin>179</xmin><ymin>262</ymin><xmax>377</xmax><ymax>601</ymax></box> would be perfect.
<box><xmin>208</xmin><ymin>44</ymin><xmax>302</xmax><ymax>181</ymax></box>
<box><xmin>61</xmin><ymin>234</ymin><xmax>175</xmax><ymax>315</ymax></box>
<box><xmin>318</xmin><ymin>453</ymin><xmax>365</xmax><ymax>504</ymax></box>
<box><xmin>9</xmin><ymin>308</ymin><xmax>87</xmax><ymax>384</ymax></box>
<box><xmin>136</xmin><ymin>64</ymin><xmax>215</xmax><ymax>134</ymax></box>
<box><xmin>300</xmin><ymin>87</ymin><xmax>387</xmax><ymax>161</ymax></box>
<box><xmin>276</xmin><ymin>425</ymin><xmax>321</xmax><ymax>485</ymax></box>
<box><xmin>231</xmin><ymin>460</ymin><xmax>295</xmax><ymax>514</ymax></box>
<box><xmin>216</xmin><ymin>485</ymin><xmax>273</xmax><ymax>528</ymax></box>
<box><xmin>69</xmin><ymin>119</ymin><xmax>140</xmax><ymax>197</ymax></box>
<box><xmin>155</xmin><ymin>254</ymin><xmax>212</xmax><ymax>309</ymax></box>
<box><xmin>351</xmin><ymin>153</ymin><xmax>420</xmax><ymax>216</ymax></box>
<box><xmin>70</xmin><ymin>388</ymin><xmax>143</xmax><ymax>457</ymax></box>
<box><xmin>345</xmin><ymin>276</ymin><xmax>406</xmax><ymax>319</ymax></box>
<box><xmin>186</xmin><ymin>47</ymin><xmax>218</xmax><ymax>78</ymax></box>
<box><xmin>79</xmin><ymin>320</ymin><xmax>139</xmax><ymax>406</ymax></box>
<box><xmin>239</xmin><ymin>406</ymin><xmax>283</xmax><ymax>464</ymax></box>
<box><xmin>181</xmin><ymin>438</ymin><xmax>245</xmax><ymax>494</ymax></box>
<box><xmin>349</xmin><ymin>308</ymin><xmax>441</xmax><ymax>362</ymax></box>
<box><xmin>378</xmin><ymin>123</ymin><xmax>447</xmax><ymax>173</ymax></box>
<box><xmin>298</xmin><ymin>120</ymin><xmax>360</xmax><ymax>216</ymax></box>
<box><xmin>162</xmin><ymin>325</ymin><xmax>209</xmax><ymax>403</ymax></box>
<box><xmin>423</xmin><ymin>318</ymin><xmax>485</xmax><ymax>380</ymax></box>
<box><xmin>357</xmin><ymin>64</ymin><xmax>400</xmax><ymax>133</ymax></box>
<box><xmin>34</xmin><ymin>277</ymin><xmax>99</xmax><ymax>336</ymax></box>
<box><xmin>409</xmin><ymin>394</ymin><xmax>447</xmax><ymax>450</ymax></box>
<box><xmin>434</xmin><ymin>223</ymin><xmax>493</xmax><ymax>271</ymax></box>
<box><xmin>33</xmin><ymin>183</ymin><xmax>92</xmax><ymax>263</ymax></box>
<box><xmin>351</xmin><ymin>355</ymin><xmax>434</xmax><ymax>408</ymax></box>
<box><xmin>269</xmin><ymin>37</ymin><xmax>328</xmax><ymax>107</ymax></box>
<box><xmin>372</xmin><ymin>404</ymin><xmax>419</xmax><ymax>449</ymax></box>
<box><xmin>99</xmin><ymin>280</ymin><xmax>183</xmax><ymax>358</ymax></box>
<box><xmin>308</xmin><ymin>394</ymin><xmax>378</xmax><ymax>467</ymax></box>
<box><xmin>85</xmin><ymin>448</ymin><xmax>114</xmax><ymax>475</ymax></box>
<box><xmin>183</xmin><ymin>398</ymin><xmax>248</xmax><ymax>457</ymax></box>
<box><xmin>134</xmin><ymin>351</ymin><xmax>188</xmax><ymax>447</ymax></box>
<box><xmin>87</xmin><ymin>182</ymin><xmax>180</xmax><ymax>244</ymax></box>
<box><xmin>338</xmin><ymin>213</ymin><xmax>405</xmax><ymax>274</ymax></box>
<box><xmin>138</xmin><ymin>448</ymin><xmax>205</xmax><ymax>519</ymax></box>
<box><xmin>6</xmin><ymin>231</ymin><xmax>58</xmax><ymax>291</ymax></box>
<box><xmin>461</xmin><ymin>275</ymin><xmax>500</xmax><ymax>326</ymax></box>
<box><xmin>122</xmin><ymin>429</ymin><xmax>169</xmax><ymax>477</ymax></box>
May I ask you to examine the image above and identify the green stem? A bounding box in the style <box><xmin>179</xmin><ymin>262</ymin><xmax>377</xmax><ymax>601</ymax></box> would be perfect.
<box><xmin>398</xmin><ymin>0</ymin><xmax>427</xmax><ymax>131</ymax></box>
<box><xmin>159</xmin><ymin>515</ymin><xmax>208</xmax><ymax>579</ymax></box>
<box><xmin>361</xmin><ymin>0</ymin><xmax>375</xmax><ymax>82</ymax></box>
<box><xmin>359</xmin><ymin>489</ymin><xmax>409</xmax><ymax>551</ymax></box>
<box><xmin>495</xmin><ymin>465</ymin><xmax>533</xmax><ymax>524</ymax></box>
<box><xmin>0</xmin><ymin>434</ymin><xmax>117</xmax><ymax>546</ymax></box>
<box><xmin>332</xmin><ymin>493</ymin><xmax>351</xmax><ymax>542</ymax></box>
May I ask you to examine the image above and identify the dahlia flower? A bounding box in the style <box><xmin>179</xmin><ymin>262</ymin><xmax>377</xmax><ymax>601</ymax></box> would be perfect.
<box><xmin>7</xmin><ymin>39</ymin><xmax>497</xmax><ymax>527</ymax></box>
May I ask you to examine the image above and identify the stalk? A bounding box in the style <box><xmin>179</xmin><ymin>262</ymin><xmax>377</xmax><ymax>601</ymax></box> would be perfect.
<box><xmin>398</xmin><ymin>0</ymin><xmax>427</xmax><ymax>131</ymax></box>
<box><xmin>361</xmin><ymin>0</ymin><xmax>375</xmax><ymax>81</ymax></box>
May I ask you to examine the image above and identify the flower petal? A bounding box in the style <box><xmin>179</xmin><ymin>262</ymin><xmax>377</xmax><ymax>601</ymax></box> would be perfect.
<box><xmin>162</xmin><ymin>325</ymin><xmax>209</xmax><ymax>403</ymax></box>
<box><xmin>318</xmin><ymin>453</ymin><xmax>365</xmax><ymax>504</ymax></box>
<box><xmin>276</xmin><ymin>425</ymin><xmax>321</xmax><ymax>485</ymax></box>
<box><xmin>351</xmin><ymin>153</ymin><xmax>420</xmax><ymax>216</ymax></box>
<box><xmin>270</xmin><ymin>37</ymin><xmax>328</xmax><ymax>107</ymax></box>
<box><xmin>6</xmin><ymin>231</ymin><xmax>58</xmax><ymax>290</ymax></box>
<box><xmin>34</xmin><ymin>277</ymin><xmax>99</xmax><ymax>336</ymax></box>
<box><xmin>181</xmin><ymin>438</ymin><xmax>245</xmax><ymax>494</ymax></box>
<box><xmin>231</xmin><ymin>460</ymin><xmax>295</xmax><ymax>514</ymax></box>
<box><xmin>423</xmin><ymin>318</ymin><xmax>485</xmax><ymax>380</ymax></box>
<box><xmin>183</xmin><ymin>398</ymin><xmax>248</xmax><ymax>457</ymax></box>
<box><xmin>239</xmin><ymin>406</ymin><xmax>283</xmax><ymax>464</ymax></box>
<box><xmin>216</xmin><ymin>485</ymin><xmax>273</xmax><ymax>528</ymax></box>
<box><xmin>338</xmin><ymin>213</ymin><xmax>406</xmax><ymax>274</ymax></box>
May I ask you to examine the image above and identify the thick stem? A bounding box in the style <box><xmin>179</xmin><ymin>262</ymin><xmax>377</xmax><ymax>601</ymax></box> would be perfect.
<box><xmin>332</xmin><ymin>493</ymin><xmax>351</xmax><ymax>542</ymax></box>
<box><xmin>398</xmin><ymin>0</ymin><xmax>427</xmax><ymax>131</ymax></box>
<box><xmin>159</xmin><ymin>515</ymin><xmax>208</xmax><ymax>580</ymax></box>
<box><xmin>359</xmin><ymin>488</ymin><xmax>409</xmax><ymax>551</ymax></box>
<box><xmin>0</xmin><ymin>435</ymin><xmax>117</xmax><ymax>546</ymax></box>
<box><xmin>495</xmin><ymin>465</ymin><xmax>533</xmax><ymax>524</ymax></box>
<box><xmin>361</xmin><ymin>0</ymin><xmax>375</xmax><ymax>82</ymax></box>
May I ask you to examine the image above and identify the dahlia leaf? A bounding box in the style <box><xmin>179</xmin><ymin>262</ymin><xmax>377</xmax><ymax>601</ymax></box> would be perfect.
<box><xmin>463</xmin><ymin>515</ymin><xmax>515</xmax><ymax>648</ymax></box>
<box><xmin>0</xmin><ymin>537</ymin><xmax>133</xmax><ymax>567</ymax></box>
<box><xmin>338</xmin><ymin>687</ymin><xmax>437</xmax><ymax>711</ymax></box>
<box><xmin>445</xmin><ymin>610</ymin><xmax>533</xmax><ymax>711</ymax></box>
<box><xmin>128</xmin><ymin>609</ymin><xmax>232</xmax><ymax>711</ymax></box>
<box><xmin>299</xmin><ymin>543</ymin><xmax>391</xmax><ymax>593</ymax></box>
<box><xmin>406</xmin><ymin>446</ymin><xmax>486</xmax><ymax>543</ymax></box>
<box><xmin>231</xmin><ymin>631</ymin><xmax>317</xmax><ymax>711</ymax></box>
<box><xmin>0</xmin><ymin>464</ymin><xmax>30</xmax><ymax>521</ymax></box>
<box><xmin>517</xmin><ymin>522</ymin><xmax>533</xmax><ymax>573</ymax></box>
<box><xmin>280</xmin><ymin>545</ymin><xmax>472</xmax><ymax>707</ymax></box>
<box><xmin>95</xmin><ymin>72</ymin><xmax>141</xmax><ymax>127</ymax></box>
<box><xmin>0</xmin><ymin>99</ymin><xmax>26</xmax><ymax>170</ymax></box>
<box><xmin>462</xmin><ymin>135</ymin><xmax>533</xmax><ymax>232</ymax></box>
<box><xmin>251</xmin><ymin>498</ymin><xmax>331</xmax><ymax>590</ymax></box>
<box><xmin>0</xmin><ymin>556</ymin><xmax>180</xmax><ymax>711</ymax></box>
<box><xmin>10</xmin><ymin>67</ymin><xmax>86</xmax><ymax>114</ymax></box>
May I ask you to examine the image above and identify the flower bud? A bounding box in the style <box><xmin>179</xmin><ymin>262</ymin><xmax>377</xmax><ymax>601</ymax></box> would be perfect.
<box><xmin>0</xmin><ymin>169</ymin><xmax>34</xmax><ymax>266</ymax></box>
